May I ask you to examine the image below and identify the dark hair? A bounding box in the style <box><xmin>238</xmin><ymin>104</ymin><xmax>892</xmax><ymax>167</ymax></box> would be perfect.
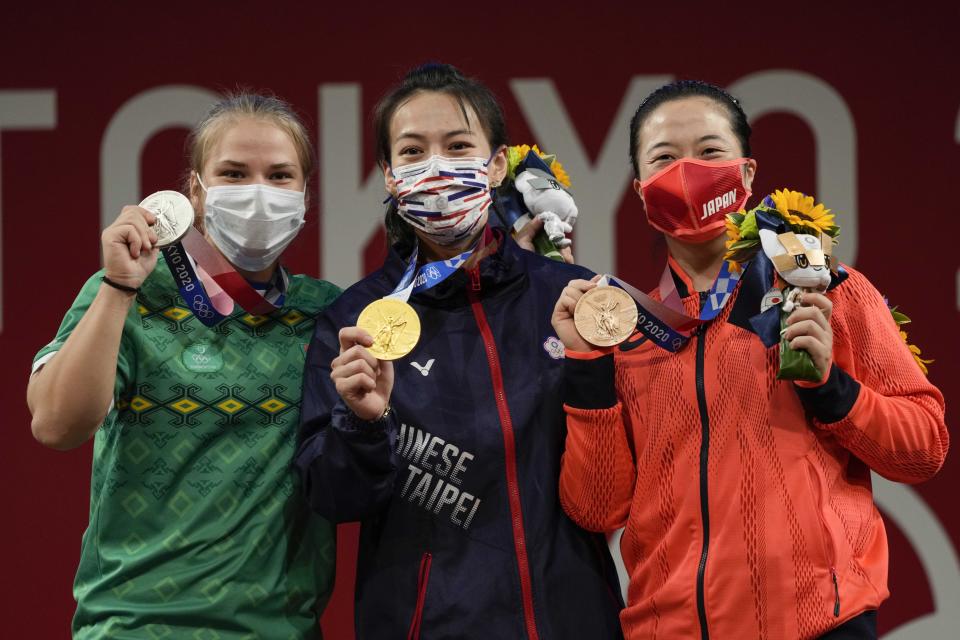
<box><xmin>372</xmin><ymin>63</ymin><xmax>509</xmax><ymax>252</ymax></box>
<box><xmin>628</xmin><ymin>80</ymin><xmax>752</xmax><ymax>178</ymax></box>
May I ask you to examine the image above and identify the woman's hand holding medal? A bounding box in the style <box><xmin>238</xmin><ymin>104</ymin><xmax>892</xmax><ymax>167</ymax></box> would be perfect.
<box><xmin>552</xmin><ymin>276</ymin><xmax>602</xmax><ymax>354</ymax></box>
<box><xmin>101</xmin><ymin>206</ymin><xmax>160</xmax><ymax>290</ymax></box>
<box><xmin>332</xmin><ymin>327</ymin><xmax>395</xmax><ymax>422</ymax></box>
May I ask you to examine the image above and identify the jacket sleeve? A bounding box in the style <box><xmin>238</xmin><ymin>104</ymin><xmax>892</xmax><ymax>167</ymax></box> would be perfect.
<box><xmin>295</xmin><ymin>305</ymin><xmax>399</xmax><ymax>522</ymax></box>
<box><xmin>558</xmin><ymin>350</ymin><xmax>636</xmax><ymax>533</ymax></box>
<box><xmin>794</xmin><ymin>267</ymin><xmax>948</xmax><ymax>483</ymax></box>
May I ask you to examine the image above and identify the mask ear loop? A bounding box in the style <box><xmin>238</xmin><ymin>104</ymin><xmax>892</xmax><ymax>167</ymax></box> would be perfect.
<box><xmin>189</xmin><ymin>172</ymin><xmax>208</xmax><ymax>233</ymax></box>
<box><xmin>484</xmin><ymin>145</ymin><xmax>507</xmax><ymax>189</ymax></box>
<box><xmin>383</xmin><ymin>162</ymin><xmax>399</xmax><ymax>206</ymax></box>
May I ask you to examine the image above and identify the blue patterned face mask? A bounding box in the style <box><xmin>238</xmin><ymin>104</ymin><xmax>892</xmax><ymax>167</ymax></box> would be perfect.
<box><xmin>391</xmin><ymin>154</ymin><xmax>492</xmax><ymax>246</ymax></box>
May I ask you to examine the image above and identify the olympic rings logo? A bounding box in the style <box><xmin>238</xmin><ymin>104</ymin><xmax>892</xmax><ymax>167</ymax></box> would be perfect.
<box><xmin>192</xmin><ymin>295</ymin><xmax>215</xmax><ymax>319</ymax></box>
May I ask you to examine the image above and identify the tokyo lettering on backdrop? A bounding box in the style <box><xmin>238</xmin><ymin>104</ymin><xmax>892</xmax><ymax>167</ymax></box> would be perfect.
<box><xmin>1</xmin><ymin>10</ymin><xmax>957</xmax><ymax>634</ymax></box>
<box><xmin>1</xmin><ymin>74</ymin><xmax>956</xmax><ymax>637</ymax></box>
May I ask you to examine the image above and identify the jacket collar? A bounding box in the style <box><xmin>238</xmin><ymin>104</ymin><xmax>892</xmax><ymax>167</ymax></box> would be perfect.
<box><xmin>659</xmin><ymin>251</ymin><xmax>776</xmax><ymax>344</ymax></box>
<box><xmin>377</xmin><ymin>226</ymin><xmax>525</xmax><ymax>307</ymax></box>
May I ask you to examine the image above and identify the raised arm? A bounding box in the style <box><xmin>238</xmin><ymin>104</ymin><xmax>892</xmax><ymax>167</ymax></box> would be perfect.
<box><xmin>791</xmin><ymin>267</ymin><xmax>948</xmax><ymax>483</ymax></box>
<box><xmin>552</xmin><ymin>278</ymin><xmax>635</xmax><ymax>532</ymax></box>
<box><xmin>27</xmin><ymin>206</ymin><xmax>158</xmax><ymax>450</ymax></box>
<box><xmin>296</xmin><ymin>314</ymin><xmax>400</xmax><ymax>523</ymax></box>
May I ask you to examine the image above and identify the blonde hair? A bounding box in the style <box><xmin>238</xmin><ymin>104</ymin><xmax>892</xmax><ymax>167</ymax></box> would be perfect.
<box><xmin>184</xmin><ymin>91</ymin><xmax>314</xmax><ymax>228</ymax></box>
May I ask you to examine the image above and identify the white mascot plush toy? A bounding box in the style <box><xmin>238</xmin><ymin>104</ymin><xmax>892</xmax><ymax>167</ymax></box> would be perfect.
<box><xmin>759</xmin><ymin>228</ymin><xmax>833</xmax><ymax>312</ymax></box>
<box><xmin>515</xmin><ymin>169</ymin><xmax>579</xmax><ymax>248</ymax></box>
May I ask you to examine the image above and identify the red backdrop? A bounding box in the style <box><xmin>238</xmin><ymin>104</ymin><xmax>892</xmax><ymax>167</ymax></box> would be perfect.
<box><xmin>1</xmin><ymin>4</ymin><xmax>957</xmax><ymax>638</ymax></box>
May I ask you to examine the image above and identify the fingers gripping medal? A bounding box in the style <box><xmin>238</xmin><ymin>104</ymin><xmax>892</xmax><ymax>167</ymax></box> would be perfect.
<box><xmin>139</xmin><ymin>191</ymin><xmax>194</xmax><ymax>247</ymax></box>
<box><xmin>573</xmin><ymin>261</ymin><xmax>742</xmax><ymax>353</ymax></box>
<box><xmin>141</xmin><ymin>190</ymin><xmax>232</xmax><ymax>326</ymax></box>
<box><xmin>574</xmin><ymin>285</ymin><xmax>638</xmax><ymax>347</ymax></box>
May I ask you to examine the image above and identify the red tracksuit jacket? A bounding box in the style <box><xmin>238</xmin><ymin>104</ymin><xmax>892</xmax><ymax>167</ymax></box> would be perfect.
<box><xmin>558</xmin><ymin>258</ymin><xmax>948</xmax><ymax>639</ymax></box>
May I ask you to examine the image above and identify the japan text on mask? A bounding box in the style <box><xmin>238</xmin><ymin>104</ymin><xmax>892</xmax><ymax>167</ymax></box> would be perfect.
<box><xmin>640</xmin><ymin>158</ymin><xmax>752</xmax><ymax>243</ymax></box>
<box><xmin>198</xmin><ymin>176</ymin><xmax>306</xmax><ymax>272</ymax></box>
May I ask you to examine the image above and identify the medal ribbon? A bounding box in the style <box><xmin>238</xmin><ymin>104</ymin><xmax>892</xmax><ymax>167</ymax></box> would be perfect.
<box><xmin>385</xmin><ymin>226</ymin><xmax>495</xmax><ymax>303</ymax></box>
<box><xmin>162</xmin><ymin>228</ymin><xmax>287</xmax><ymax>327</ymax></box>
<box><xmin>599</xmin><ymin>259</ymin><xmax>743</xmax><ymax>352</ymax></box>
<box><xmin>180</xmin><ymin>229</ymin><xmax>285</xmax><ymax>314</ymax></box>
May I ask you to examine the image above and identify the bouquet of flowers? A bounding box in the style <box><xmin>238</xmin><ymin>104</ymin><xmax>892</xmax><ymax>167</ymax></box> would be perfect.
<box><xmin>725</xmin><ymin>189</ymin><xmax>840</xmax><ymax>382</ymax></box>
<box><xmin>496</xmin><ymin>144</ymin><xmax>576</xmax><ymax>261</ymax></box>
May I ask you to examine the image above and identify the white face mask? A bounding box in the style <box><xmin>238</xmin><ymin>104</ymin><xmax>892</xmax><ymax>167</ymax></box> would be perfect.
<box><xmin>199</xmin><ymin>177</ymin><xmax>306</xmax><ymax>272</ymax></box>
<box><xmin>392</xmin><ymin>155</ymin><xmax>492</xmax><ymax>246</ymax></box>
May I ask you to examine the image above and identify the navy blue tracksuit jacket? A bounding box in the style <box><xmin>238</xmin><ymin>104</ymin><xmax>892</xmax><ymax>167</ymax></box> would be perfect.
<box><xmin>296</xmin><ymin>230</ymin><xmax>623</xmax><ymax>639</ymax></box>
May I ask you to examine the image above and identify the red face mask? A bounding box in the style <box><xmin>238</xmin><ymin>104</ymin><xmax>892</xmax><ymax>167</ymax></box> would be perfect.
<box><xmin>639</xmin><ymin>158</ymin><xmax>752</xmax><ymax>243</ymax></box>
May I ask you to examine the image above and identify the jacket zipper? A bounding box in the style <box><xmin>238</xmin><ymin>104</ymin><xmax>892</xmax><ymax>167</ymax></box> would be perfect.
<box><xmin>406</xmin><ymin>552</ymin><xmax>432</xmax><ymax>640</ymax></box>
<box><xmin>809</xmin><ymin>459</ymin><xmax>841</xmax><ymax>618</ymax></box>
<box><xmin>470</xmin><ymin>267</ymin><xmax>482</xmax><ymax>291</ymax></box>
<box><xmin>468</xmin><ymin>267</ymin><xmax>541</xmax><ymax>640</ymax></box>
<box><xmin>695</xmin><ymin>292</ymin><xmax>711</xmax><ymax>640</ymax></box>
<box><xmin>831</xmin><ymin>566</ymin><xmax>840</xmax><ymax>617</ymax></box>
<box><xmin>814</xmin><ymin>476</ymin><xmax>841</xmax><ymax>618</ymax></box>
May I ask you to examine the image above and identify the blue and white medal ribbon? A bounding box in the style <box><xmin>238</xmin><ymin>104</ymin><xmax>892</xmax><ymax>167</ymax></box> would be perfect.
<box><xmin>357</xmin><ymin>231</ymin><xmax>491</xmax><ymax>360</ymax></box>
<box><xmin>386</xmin><ymin>244</ymin><xmax>475</xmax><ymax>302</ymax></box>
<box><xmin>163</xmin><ymin>243</ymin><xmax>228</xmax><ymax>327</ymax></box>
<box><xmin>162</xmin><ymin>242</ymin><xmax>287</xmax><ymax>328</ymax></box>
<box><xmin>596</xmin><ymin>259</ymin><xmax>743</xmax><ymax>352</ymax></box>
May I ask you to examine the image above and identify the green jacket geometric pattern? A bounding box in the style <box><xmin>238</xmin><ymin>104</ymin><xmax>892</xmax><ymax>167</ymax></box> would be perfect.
<box><xmin>33</xmin><ymin>260</ymin><xmax>340</xmax><ymax>639</ymax></box>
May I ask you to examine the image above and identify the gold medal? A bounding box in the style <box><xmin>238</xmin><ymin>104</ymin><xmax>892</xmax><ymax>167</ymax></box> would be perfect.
<box><xmin>574</xmin><ymin>286</ymin><xmax>638</xmax><ymax>347</ymax></box>
<box><xmin>357</xmin><ymin>298</ymin><xmax>421</xmax><ymax>360</ymax></box>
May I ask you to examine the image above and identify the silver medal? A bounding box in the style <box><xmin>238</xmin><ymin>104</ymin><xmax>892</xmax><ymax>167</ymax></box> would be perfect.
<box><xmin>139</xmin><ymin>190</ymin><xmax>195</xmax><ymax>248</ymax></box>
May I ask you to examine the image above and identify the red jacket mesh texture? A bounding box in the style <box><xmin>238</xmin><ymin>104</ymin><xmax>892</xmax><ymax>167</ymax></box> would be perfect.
<box><xmin>559</xmin><ymin>265</ymin><xmax>948</xmax><ymax>640</ymax></box>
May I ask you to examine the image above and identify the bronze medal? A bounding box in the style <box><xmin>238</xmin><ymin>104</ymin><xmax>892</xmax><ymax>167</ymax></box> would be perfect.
<box><xmin>573</xmin><ymin>286</ymin><xmax>637</xmax><ymax>347</ymax></box>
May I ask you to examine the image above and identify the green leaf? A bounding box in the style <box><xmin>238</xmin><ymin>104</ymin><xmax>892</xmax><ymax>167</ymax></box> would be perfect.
<box><xmin>505</xmin><ymin>147</ymin><xmax>522</xmax><ymax>182</ymax></box>
<box><xmin>891</xmin><ymin>310</ymin><xmax>911</xmax><ymax>325</ymax></box>
<box><xmin>739</xmin><ymin>211</ymin><xmax>759</xmax><ymax>238</ymax></box>
<box><xmin>728</xmin><ymin>239</ymin><xmax>758</xmax><ymax>251</ymax></box>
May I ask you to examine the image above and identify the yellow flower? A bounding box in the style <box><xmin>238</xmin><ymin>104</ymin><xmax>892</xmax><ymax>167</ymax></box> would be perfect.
<box><xmin>723</xmin><ymin>209</ymin><xmax>755</xmax><ymax>273</ymax></box>
<box><xmin>724</xmin><ymin>221</ymin><xmax>741</xmax><ymax>271</ymax></box>
<box><xmin>549</xmin><ymin>159</ymin><xmax>572</xmax><ymax>188</ymax></box>
<box><xmin>898</xmin><ymin>329</ymin><xmax>934</xmax><ymax>375</ymax></box>
<box><xmin>507</xmin><ymin>144</ymin><xmax>572</xmax><ymax>188</ymax></box>
<box><xmin>508</xmin><ymin>144</ymin><xmax>541</xmax><ymax>170</ymax></box>
<box><xmin>511</xmin><ymin>143</ymin><xmax>536</xmax><ymax>159</ymax></box>
<box><xmin>725</xmin><ymin>215</ymin><xmax>742</xmax><ymax>245</ymax></box>
<box><xmin>769</xmin><ymin>189</ymin><xmax>837</xmax><ymax>236</ymax></box>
